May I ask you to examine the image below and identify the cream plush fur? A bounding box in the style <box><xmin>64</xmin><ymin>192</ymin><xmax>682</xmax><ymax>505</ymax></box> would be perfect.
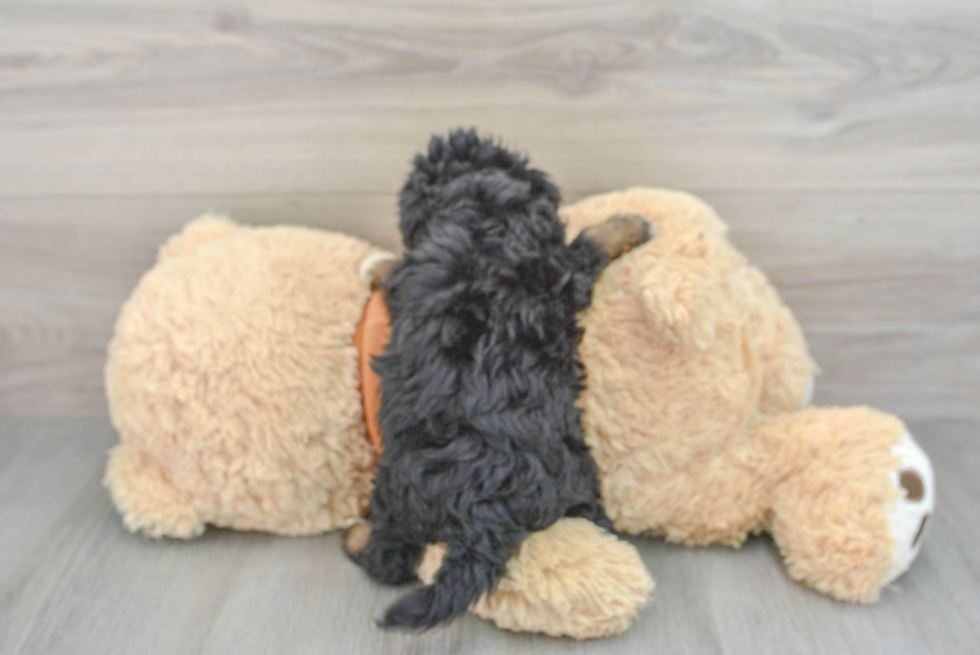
<box><xmin>104</xmin><ymin>189</ymin><xmax>933</xmax><ymax>637</ymax></box>
<box><xmin>105</xmin><ymin>218</ymin><xmax>381</xmax><ymax>537</ymax></box>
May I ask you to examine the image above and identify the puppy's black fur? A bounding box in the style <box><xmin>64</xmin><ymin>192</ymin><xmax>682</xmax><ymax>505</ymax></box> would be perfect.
<box><xmin>350</xmin><ymin>129</ymin><xmax>631</xmax><ymax>630</ymax></box>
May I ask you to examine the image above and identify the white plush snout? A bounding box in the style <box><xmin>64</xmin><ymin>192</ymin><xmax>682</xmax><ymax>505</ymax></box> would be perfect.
<box><xmin>884</xmin><ymin>429</ymin><xmax>935</xmax><ymax>584</ymax></box>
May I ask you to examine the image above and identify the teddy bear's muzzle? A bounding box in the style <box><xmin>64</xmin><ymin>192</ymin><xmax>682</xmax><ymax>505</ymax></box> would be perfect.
<box><xmin>884</xmin><ymin>429</ymin><xmax>935</xmax><ymax>584</ymax></box>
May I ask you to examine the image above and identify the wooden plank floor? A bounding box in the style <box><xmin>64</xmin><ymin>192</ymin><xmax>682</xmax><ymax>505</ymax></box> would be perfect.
<box><xmin>1</xmin><ymin>417</ymin><xmax>978</xmax><ymax>655</ymax></box>
<box><xmin>1</xmin><ymin>1</ymin><xmax>978</xmax><ymax>653</ymax></box>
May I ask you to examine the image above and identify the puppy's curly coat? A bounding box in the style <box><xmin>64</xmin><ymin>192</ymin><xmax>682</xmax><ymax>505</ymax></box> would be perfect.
<box><xmin>347</xmin><ymin>129</ymin><xmax>650</xmax><ymax>629</ymax></box>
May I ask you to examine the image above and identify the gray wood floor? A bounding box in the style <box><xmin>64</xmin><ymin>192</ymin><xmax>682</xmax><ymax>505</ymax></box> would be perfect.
<box><xmin>1</xmin><ymin>1</ymin><xmax>978</xmax><ymax>653</ymax></box>
<box><xmin>2</xmin><ymin>417</ymin><xmax>978</xmax><ymax>655</ymax></box>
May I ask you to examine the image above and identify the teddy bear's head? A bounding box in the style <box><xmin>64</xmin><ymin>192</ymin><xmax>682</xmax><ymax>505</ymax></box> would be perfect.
<box><xmin>560</xmin><ymin>188</ymin><xmax>817</xmax><ymax>536</ymax></box>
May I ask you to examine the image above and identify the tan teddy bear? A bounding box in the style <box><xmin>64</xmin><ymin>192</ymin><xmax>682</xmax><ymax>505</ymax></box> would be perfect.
<box><xmin>103</xmin><ymin>188</ymin><xmax>933</xmax><ymax>638</ymax></box>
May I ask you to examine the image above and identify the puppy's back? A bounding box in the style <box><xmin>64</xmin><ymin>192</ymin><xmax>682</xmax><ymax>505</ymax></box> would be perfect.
<box><xmin>371</xmin><ymin>129</ymin><xmax>607</xmax><ymax>630</ymax></box>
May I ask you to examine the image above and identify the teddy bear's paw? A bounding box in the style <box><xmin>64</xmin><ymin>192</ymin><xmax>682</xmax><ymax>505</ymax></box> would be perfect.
<box><xmin>884</xmin><ymin>429</ymin><xmax>935</xmax><ymax>584</ymax></box>
<box><xmin>103</xmin><ymin>445</ymin><xmax>206</xmax><ymax>539</ymax></box>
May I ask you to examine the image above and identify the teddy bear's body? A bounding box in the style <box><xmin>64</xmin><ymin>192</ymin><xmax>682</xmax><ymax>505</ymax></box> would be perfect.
<box><xmin>105</xmin><ymin>218</ymin><xmax>380</xmax><ymax>538</ymax></box>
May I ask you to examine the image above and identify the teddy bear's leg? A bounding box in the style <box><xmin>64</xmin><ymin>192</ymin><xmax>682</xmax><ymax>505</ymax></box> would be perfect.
<box><xmin>762</xmin><ymin>407</ymin><xmax>934</xmax><ymax>603</ymax></box>
<box><xmin>416</xmin><ymin>518</ymin><xmax>654</xmax><ymax>640</ymax></box>
<box><xmin>103</xmin><ymin>445</ymin><xmax>206</xmax><ymax>539</ymax></box>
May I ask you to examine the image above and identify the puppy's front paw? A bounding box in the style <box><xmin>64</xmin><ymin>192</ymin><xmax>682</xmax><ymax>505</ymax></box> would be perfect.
<box><xmin>344</xmin><ymin>520</ymin><xmax>372</xmax><ymax>557</ymax></box>
<box><xmin>582</xmin><ymin>214</ymin><xmax>653</xmax><ymax>261</ymax></box>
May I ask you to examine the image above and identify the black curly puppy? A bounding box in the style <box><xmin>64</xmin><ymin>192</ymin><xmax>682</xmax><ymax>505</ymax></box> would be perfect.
<box><xmin>346</xmin><ymin>129</ymin><xmax>651</xmax><ymax>630</ymax></box>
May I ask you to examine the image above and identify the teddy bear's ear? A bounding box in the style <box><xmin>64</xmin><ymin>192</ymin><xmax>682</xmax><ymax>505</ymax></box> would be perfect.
<box><xmin>631</xmin><ymin>256</ymin><xmax>724</xmax><ymax>351</ymax></box>
<box><xmin>158</xmin><ymin>215</ymin><xmax>240</xmax><ymax>262</ymax></box>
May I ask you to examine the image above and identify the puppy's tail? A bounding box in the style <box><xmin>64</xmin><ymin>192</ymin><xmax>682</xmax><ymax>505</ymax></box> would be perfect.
<box><xmin>379</xmin><ymin>542</ymin><xmax>510</xmax><ymax>630</ymax></box>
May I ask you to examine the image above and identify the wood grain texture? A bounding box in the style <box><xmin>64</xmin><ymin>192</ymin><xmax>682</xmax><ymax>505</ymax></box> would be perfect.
<box><xmin>1</xmin><ymin>0</ymin><xmax>980</xmax><ymax>197</ymax></box>
<box><xmin>2</xmin><ymin>0</ymin><xmax>978</xmax><ymax>418</ymax></box>
<box><xmin>2</xmin><ymin>192</ymin><xmax>977</xmax><ymax>418</ymax></box>
<box><xmin>0</xmin><ymin>417</ymin><xmax>977</xmax><ymax>655</ymax></box>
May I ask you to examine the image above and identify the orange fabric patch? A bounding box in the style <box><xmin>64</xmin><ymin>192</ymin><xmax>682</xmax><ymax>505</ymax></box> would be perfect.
<box><xmin>353</xmin><ymin>290</ymin><xmax>391</xmax><ymax>457</ymax></box>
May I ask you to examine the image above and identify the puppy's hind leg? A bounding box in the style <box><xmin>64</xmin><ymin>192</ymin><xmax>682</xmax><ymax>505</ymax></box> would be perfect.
<box><xmin>344</xmin><ymin>517</ymin><xmax>424</xmax><ymax>586</ymax></box>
